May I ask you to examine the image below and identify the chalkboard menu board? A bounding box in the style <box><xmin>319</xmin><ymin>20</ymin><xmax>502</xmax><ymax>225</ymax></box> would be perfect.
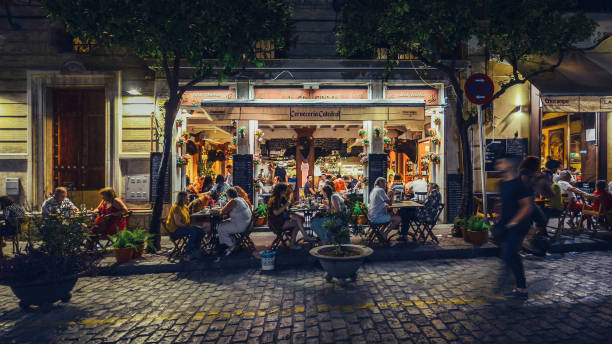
<box><xmin>368</xmin><ymin>154</ymin><xmax>388</xmax><ymax>186</ymax></box>
<box><xmin>446</xmin><ymin>174</ymin><xmax>463</xmax><ymax>222</ymax></box>
<box><xmin>149</xmin><ymin>152</ymin><xmax>171</xmax><ymax>203</ymax></box>
<box><xmin>577</xmin><ymin>182</ymin><xmax>595</xmax><ymax>194</ymax></box>
<box><xmin>233</xmin><ymin>154</ymin><xmax>254</xmax><ymax>204</ymax></box>
<box><xmin>485</xmin><ymin>138</ymin><xmax>528</xmax><ymax>171</ymax></box>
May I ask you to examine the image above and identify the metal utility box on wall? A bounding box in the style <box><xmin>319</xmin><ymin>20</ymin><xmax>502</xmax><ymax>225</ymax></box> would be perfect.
<box><xmin>5</xmin><ymin>178</ymin><xmax>20</xmax><ymax>196</ymax></box>
<box><xmin>125</xmin><ymin>175</ymin><xmax>150</xmax><ymax>201</ymax></box>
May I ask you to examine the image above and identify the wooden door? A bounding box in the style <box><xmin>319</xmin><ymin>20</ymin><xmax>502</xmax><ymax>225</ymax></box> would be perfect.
<box><xmin>53</xmin><ymin>89</ymin><xmax>105</xmax><ymax>203</ymax></box>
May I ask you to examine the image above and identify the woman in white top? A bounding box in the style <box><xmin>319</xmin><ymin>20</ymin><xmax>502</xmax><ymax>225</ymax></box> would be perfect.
<box><xmin>217</xmin><ymin>187</ymin><xmax>252</xmax><ymax>255</ymax></box>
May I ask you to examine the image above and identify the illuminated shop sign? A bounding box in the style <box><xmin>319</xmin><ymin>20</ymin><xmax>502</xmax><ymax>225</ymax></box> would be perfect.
<box><xmin>386</xmin><ymin>88</ymin><xmax>439</xmax><ymax>105</ymax></box>
<box><xmin>181</xmin><ymin>89</ymin><xmax>236</xmax><ymax>106</ymax></box>
<box><xmin>253</xmin><ymin>87</ymin><xmax>368</xmax><ymax>100</ymax></box>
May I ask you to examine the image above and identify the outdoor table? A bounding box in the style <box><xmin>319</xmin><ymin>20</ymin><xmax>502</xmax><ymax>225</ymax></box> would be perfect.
<box><xmin>389</xmin><ymin>201</ymin><xmax>423</xmax><ymax>241</ymax></box>
<box><xmin>289</xmin><ymin>204</ymin><xmax>326</xmax><ymax>237</ymax></box>
<box><xmin>191</xmin><ymin>208</ymin><xmax>223</xmax><ymax>254</ymax></box>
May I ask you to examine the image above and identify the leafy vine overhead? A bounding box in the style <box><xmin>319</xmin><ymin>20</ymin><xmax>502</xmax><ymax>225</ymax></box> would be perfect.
<box><xmin>42</xmin><ymin>0</ymin><xmax>292</xmax><ymax>249</ymax></box>
<box><xmin>338</xmin><ymin>0</ymin><xmax>595</xmax><ymax>218</ymax></box>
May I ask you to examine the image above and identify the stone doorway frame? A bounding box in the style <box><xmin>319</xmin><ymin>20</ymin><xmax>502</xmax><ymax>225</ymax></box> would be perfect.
<box><xmin>27</xmin><ymin>70</ymin><xmax>121</xmax><ymax>206</ymax></box>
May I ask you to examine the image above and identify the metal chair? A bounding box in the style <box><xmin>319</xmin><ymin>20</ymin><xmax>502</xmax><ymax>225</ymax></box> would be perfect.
<box><xmin>232</xmin><ymin>216</ymin><xmax>257</xmax><ymax>252</ymax></box>
<box><xmin>577</xmin><ymin>195</ymin><xmax>612</xmax><ymax>236</ymax></box>
<box><xmin>366</xmin><ymin>221</ymin><xmax>391</xmax><ymax>246</ymax></box>
<box><xmin>413</xmin><ymin>204</ymin><xmax>444</xmax><ymax>243</ymax></box>
<box><xmin>268</xmin><ymin>218</ymin><xmax>292</xmax><ymax>250</ymax></box>
<box><xmin>161</xmin><ymin>218</ymin><xmax>187</xmax><ymax>259</ymax></box>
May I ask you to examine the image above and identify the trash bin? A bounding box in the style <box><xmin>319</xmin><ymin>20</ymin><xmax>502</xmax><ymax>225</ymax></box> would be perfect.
<box><xmin>260</xmin><ymin>250</ymin><xmax>276</xmax><ymax>271</ymax></box>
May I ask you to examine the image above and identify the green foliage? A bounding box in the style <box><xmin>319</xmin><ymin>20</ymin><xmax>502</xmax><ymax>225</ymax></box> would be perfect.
<box><xmin>466</xmin><ymin>216</ymin><xmax>490</xmax><ymax>232</ymax></box>
<box><xmin>0</xmin><ymin>213</ymin><xmax>100</xmax><ymax>284</ymax></box>
<box><xmin>453</xmin><ymin>217</ymin><xmax>468</xmax><ymax>230</ymax></box>
<box><xmin>254</xmin><ymin>203</ymin><xmax>267</xmax><ymax>218</ymax></box>
<box><xmin>109</xmin><ymin>228</ymin><xmax>153</xmax><ymax>250</ymax></box>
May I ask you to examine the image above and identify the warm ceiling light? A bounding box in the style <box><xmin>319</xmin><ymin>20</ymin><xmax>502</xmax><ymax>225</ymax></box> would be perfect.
<box><xmin>127</xmin><ymin>88</ymin><xmax>142</xmax><ymax>95</ymax></box>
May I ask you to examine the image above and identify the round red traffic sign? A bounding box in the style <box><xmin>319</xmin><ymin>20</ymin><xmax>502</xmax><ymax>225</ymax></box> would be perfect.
<box><xmin>464</xmin><ymin>73</ymin><xmax>494</xmax><ymax>105</ymax></box>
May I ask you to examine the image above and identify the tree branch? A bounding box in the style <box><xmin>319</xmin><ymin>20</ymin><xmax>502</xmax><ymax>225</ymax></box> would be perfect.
<box><xmin>161</xmin><ymin>49</ymin><xmax>174</xmax><ymax>91</ymax></box>
<box><xmin>173</xmin><ymin>51</ymin><xmax>181</xmax><ymax>92</ymax></box>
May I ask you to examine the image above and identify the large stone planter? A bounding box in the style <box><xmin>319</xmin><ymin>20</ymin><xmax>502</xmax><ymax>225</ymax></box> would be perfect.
<box><xmin>10</xmin><ymin>276</ymin><xmax>78</xmax><ymax>311</ymax></box>
<box><xmin>309</xmin><ymin>244</ymin><xmax>373</xmax><ymax>283</ymax></box>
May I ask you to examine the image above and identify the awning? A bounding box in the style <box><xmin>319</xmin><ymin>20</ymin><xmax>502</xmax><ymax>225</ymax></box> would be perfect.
<box><xmin>521</xmin><ymin>41</ymin><xmax>612</xmax><ymax>112</ymax></box>
<box><xmin>195</xmin><ymin>99</ymin><xmax>428</xmax><ymax>122</ymax></box>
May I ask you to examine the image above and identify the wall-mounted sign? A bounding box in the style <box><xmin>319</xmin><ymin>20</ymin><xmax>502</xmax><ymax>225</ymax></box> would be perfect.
<box><xmin>254</xmin><ymin>87</ymin><xmax>368</xmax><ymax>100</ymax></box>
<box><xmin>181</xmin><ymin>89</ymin><xmax>236</xmax><ymax>106</ymax></box>
<box><xmin>201</xmin><ymin>105</ymin><xmax>424</xmax><ymax>121</ymax></box>
<box><xmin>386</xmin><ymin>88</ymin><xmax>439</xmax><ymax>105</ymax></box>
<box><xmin>542</xmin><ymin>95</ymin><xmax>612</xmax><ymax>113</ymax></box>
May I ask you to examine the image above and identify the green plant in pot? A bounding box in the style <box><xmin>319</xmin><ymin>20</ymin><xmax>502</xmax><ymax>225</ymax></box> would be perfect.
<box><xmin>254</xmin><ymin>203</ymin><xmax>267</xmax><ymax>227</ymax></box>
<box><xmin>453</xmin><ymin>217</ymin><xmax>469</xmax><ymax>241</ymax></box>
<box><xmin>126</xmin><ymin>228</ymin><xmax>154</xmax><ymax>258</ymax></box>
<box><xmin>109</xmin><ymin>230</ymin><xmax>137</xmax><ymax>263</ymax></box>
<box><xmin>466</xmin><ymin>216</ymin><xmax>490</xmax><ymax>246</ymax></box>
<box><xmin>309</xmin><ymin>211</ymin><xmax>372</xmax><ymax>284</ymax></box>
<box><xmin>0</xmin><ymin>213</ymin><xmax>101</xmax><ymax>311</ymax></box>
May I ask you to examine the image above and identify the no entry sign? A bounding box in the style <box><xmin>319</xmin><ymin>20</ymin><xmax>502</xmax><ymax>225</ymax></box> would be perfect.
<box><xmin>464</xmin><ymin>73</ymin><xmax>494</xmax><ymax>105</ymax></box>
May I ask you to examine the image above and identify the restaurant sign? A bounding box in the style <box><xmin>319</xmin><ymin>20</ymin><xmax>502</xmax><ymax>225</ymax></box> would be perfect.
<box><xmin>542</xmin><ymin>95</ymin><xmax>612</xmax><ymax>112</ymax></box>
<box><xmin>214</xmin><ymin>106</ymin><xmax>425</xmax><ymax>121</ymax></box>
<box><xmin>290</xmin><ymin>108</ymin><xmax>340</xmax><ymax>121</ymax></box>
<box><xmin>181</xmin><ymin>89</ymin><xmax>236</xmax><ymax>106</ymax></box>
<box><xmin>254</xmin><ymin>87</ymin><xmax>368</xmax><ymax>100</ymax></box>
<box><xmin>386</xmin><ymin>88</ymin><xmax>439</xmax><ymax>105</ymax></box>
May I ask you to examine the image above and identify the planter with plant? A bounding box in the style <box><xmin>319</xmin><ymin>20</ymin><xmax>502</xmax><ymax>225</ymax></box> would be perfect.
<box><xmin>453</xmin><ymin>217</ymin><xmax>469</xmax><ymax>241</ymax></box>
<box><xmin>309</xmin><ymin>212</ymin><xmax>372</xmax><ymax>284</ymax></box>
<box><xmin>254</xmin><ymin>203</ymin><xmax>267</xmax><ymax>227</ymax></box>
<box><xmin>109</xmin><ymin>230</ymin><xmax>136</xmax><ymax>263</ymax></box>
<box><xmin>175</xmin><ymin>119</ymin><xmax>183</xmax><ymax>128</ymax></box>
<box><xmin>0</xmin><ymin>213</ymin><xmax>101</xmax><ymax>311</ymax></box>
<box><xmin>126</xmin><ymin>228</ymin><xmax>153</xmax><ymax>258</ymax></box>
<box><xmin>466</xmin><ymin>216</ymin><xmax>490</xmax><ymax>245</ymax></box>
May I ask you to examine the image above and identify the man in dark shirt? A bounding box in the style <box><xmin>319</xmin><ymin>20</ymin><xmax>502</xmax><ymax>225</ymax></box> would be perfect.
<box><xmin>304</xmin><ymin>175</ymin><xmax>316</xmax><ymax>197</ymax></box>
<box><xmin>347</xmin><ymin>175</ymin><xmax>358</xmax><ymax>191</ymax></box>
<box><xmin>495</xmin><ymin>155</ymin><xmax>533</xmax><ymax>300</ymax></box>
<box><xmin>544</xmin><ymin>156</ymin><xmax>561</xmax><ymax>172</ymax></box>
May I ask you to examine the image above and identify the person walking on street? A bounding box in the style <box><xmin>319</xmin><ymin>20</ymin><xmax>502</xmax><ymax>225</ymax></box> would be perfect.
<box><xmin>494</xmin><ymin>155</ymin><xmax>533</xmax><ymax>300</ymax></box>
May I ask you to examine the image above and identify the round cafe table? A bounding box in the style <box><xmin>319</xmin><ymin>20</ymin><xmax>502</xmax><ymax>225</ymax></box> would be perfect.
<box><xmin>190</xmin><ymin>209</ymin><xmax>224</xmax><ymax>253</ymax></box>
<box><xmin>389</xmin><ymin>201</ymin><xmax>423</xmax><ymax>241</ymax></box>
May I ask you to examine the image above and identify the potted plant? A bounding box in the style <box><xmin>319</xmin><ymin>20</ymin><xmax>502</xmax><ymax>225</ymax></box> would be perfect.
<box><xmin>373</xmin><ymin>127</ymin><xmax>382</xmax><ymax>137</ymax></box>
<box><xmin>453</xmin><ymin>217</ymin><xmax>469</xmax><ymax>241</ymax></box>
<box><xmin>175</xmin><ymin>119</ymin><xmax>183</xmax><ymax>128</ymax></box>
<box><xmin>109</xmin><ymin>230</ymin><xmax>136</xmax><ymax>263</ymax></box>
<box><xmin>231</xmin><ymin>119</ymin><xmax>237</xmax><ymax>128</ymax></box>
<box><xmin>254</xmin><ymin>203</ymin><xmax>267</xmax><ymax>227</ymax></box>
<box><xmin>0</xmin><ymin>213</ymin><xmax>100</xmax><ymax>311</ymax></box>
<box><xmin>238</xmin><ymin>127</ymin><xmax>247</xmax><ymax>138</ymax></box>
<box><xmin>430</xmin><ymin>153</ymin><xmax>440</xmax><ymax>165</ymax></box>
<box><xmin>358</xmin><ymin>129</ymin><xmax>367</xmax><ymax>139</ymax></box>
<box><xmin>126</xmin><ymin>228</ymin><xmax>153</xmax><ymax>259</ymax></box>
<box><xmin>433</xmin><ymin>116</ymin><xmax>441</xmax><ymax>126</ymax></box>
<box><xmin>466</xmin><ymin>216</ymin><xmax>490</xmax><ymax>245</ymax></box>
<box><xmin>309</xmin><ymin>212</ymin><xmax>372</xmax><ymax>284</ymax></box>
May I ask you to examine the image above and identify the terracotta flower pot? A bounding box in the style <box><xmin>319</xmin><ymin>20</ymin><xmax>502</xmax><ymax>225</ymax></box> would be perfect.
<box><xmin>255</xmin><ymin>217</ymin><xmax>267</xmax><ymax>227</ymax></box>
<box><xmin>357</xmin><ymin>215</ymin><xmax>368</xmax><ymax>225</ymax></box>
<box><xmin>133</xmin><ymin>243</ymin><xmax>145</xmax><ymax>259</ymax></box>
<box><xmin>114</xmin><ymin>247</ymin><xmax>134</xmax><ymax>263</ymax></box>
<box><xmin>461</xmin><ymin>227</ymin><xmax>470</xmax><ymax>242</ymax></box>
<box><xmin>468</xmin><ymin>230</ymin><xmax>487</xmax><ymax>246</ymax></box>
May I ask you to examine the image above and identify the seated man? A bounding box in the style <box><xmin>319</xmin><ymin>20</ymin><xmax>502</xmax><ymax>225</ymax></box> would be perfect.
<box><xmin>166</xmin><ymin>191</ymin><xmax>204</xmax><ymax>261</ymax></box>
<box><xmin>0</xmin><ymin>196</ymin><xmax>25</xmax><ymax>253</ymax></box>
<box><xmin>406</xmin><ymin>174</ymin><xmax>428</xmax><ymax>199</ymax></box>
<box><xmin>368</xmin><ymin>177</ymin><xmax>401</xmax><ymax>235</ymax></box>
<box><xmin>41</xmin><ymin>187</ymin><xmax>78</xmax><ymax>217</ymax></box>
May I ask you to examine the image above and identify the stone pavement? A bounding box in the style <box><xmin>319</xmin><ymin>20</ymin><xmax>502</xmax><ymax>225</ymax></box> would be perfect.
<box><xmin>1</xmin><ymin>251</ymin><xmax>611</xmax><ymax>343</ymax></box>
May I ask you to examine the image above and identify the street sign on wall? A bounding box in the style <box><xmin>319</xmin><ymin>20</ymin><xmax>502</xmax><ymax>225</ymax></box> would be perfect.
<box><xmin>464</xmin><ymin>73</ymin><xmax>494</xmax><ymax>105</ymax></box>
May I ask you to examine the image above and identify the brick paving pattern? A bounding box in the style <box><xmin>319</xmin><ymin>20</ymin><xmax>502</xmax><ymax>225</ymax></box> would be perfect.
<box><xmin>1</xmin><ymin>251</ymin><xmax>611</xmax><ymax>343</ymax></box>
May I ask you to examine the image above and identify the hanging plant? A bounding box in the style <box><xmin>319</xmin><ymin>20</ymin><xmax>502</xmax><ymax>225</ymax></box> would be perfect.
<box><xmin>383</xmin><ymin>136</ymin><xmax>391</xmax><ymax>145</ymax></box>
<box><xmin>231</xmin><ymin>120</ymin><xmax>237</xmax><ymax>128</ymax></box>
<box><xmin>232</xmin><ymin>135</ymin><xmax>237</xmax><ymax>145</ymax></box>
<box><xmin>175</xmin><ymin>119</ymin><xmax>183</xmax><ymax>127</ymax></box>
<box><xmin>255</xmin><ymin>129</ymin><xmax>265</xmax><ymax>143</ymax></box>
<box><xmin>433</xmin><ymin>116</ymin><xmax>441</xmax><ymax>126</ymax></box>
<box><xmin>373</xmin><ymin>127</ymin><xmax>382</xmax><ymax>137</ymax></box>
<box><xmin>363</xmin><ymin>139</ymin><xmax>370</xmax><ymax>147</ymax></box>
<box><xmin>431</xmin><ymin>136</ymin><xmax>440</xmax><ymax>145</ymax></box>
<box><xmin>253</xmin><ymin>179</ymin><xmax>262</xmax><ymax>192</ymax></box>
<box><xmin>384</xmin><ymin>120</ymin><xmax>389</xmax><ymax>125</ymax></box>
<box><xmin>358</xmin><ymin>129</ymin><xmax>367</xmax><ymax>139</ymax></box>
<box><xmin>430</xmin><ymin>153</ymin><xmax>441</xmax><ymax>165</ymax></box>
<box><xmin>176</xmin><ymin>155</ymin><xmax>189</xmax><ymax>166</ymax></box>
<box><xmin>427</xmin><ymin>129</ymin><xmax>437</xmax><ymax>137</ymax></box>
<box><xmin>176</xmin><ymin>138</ymin><xmax>184</xmax><ymax>147</ymax></box>
<box><xmin>253</xmin><ymin>154</ymin><xmax>261</xmax><ymax>167</ymax></box>
<box><xmin>238</xmin><ymin>126</ymin><xmax>247</xmax><ymax>138</ymax></box>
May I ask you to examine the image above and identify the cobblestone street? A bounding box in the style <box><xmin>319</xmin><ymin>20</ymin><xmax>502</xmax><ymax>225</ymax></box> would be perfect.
<box><xmin>1</xmin><ymin>252</ymin><xmax>611</xmax><ymax>344</ymax></box>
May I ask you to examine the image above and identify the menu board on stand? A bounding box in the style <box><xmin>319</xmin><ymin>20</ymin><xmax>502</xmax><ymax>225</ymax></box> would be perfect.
<box><xmin>233</xmin><ymin>154</ymin><xmax>254</xmax><ymax>204</ymax></box>
<box><xmin>368</xmin><ymin>154</ymin><xmax>388</xmax><ymax>189</ymax></box>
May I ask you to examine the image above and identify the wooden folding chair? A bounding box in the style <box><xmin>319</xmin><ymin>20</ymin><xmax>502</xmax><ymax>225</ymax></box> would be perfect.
<box><xmin>268</xmin><ymin>219</ymin><xmax>292</xmax><ymax>250</ymax></box>
<box><xmin>553</xmin><ymin>196</ymin><xmax>574</xmax><ymax>238</ymax></box>
<box><xmin>366</xmin><ymin>221</ymin><xmax>390</xmax><ymax>246</ymax></box>
<box><xmin>578</xmin><ymin>195</ymin><xmax>612</xmax><ymax>236</ymax></box>
<box><xmin>232</xmin><ymin>216</ymin><xmax>256</xmax><ymax>252</ymax></box>
<box><xmin>414</xmin><ymin>204</ymin><xmax>444</xmax><ymax>243</ymax></box>
<box><xmin>161</xmin><ymin>218</ymin><xmax>187</xmax><ymax>259</ymax></box>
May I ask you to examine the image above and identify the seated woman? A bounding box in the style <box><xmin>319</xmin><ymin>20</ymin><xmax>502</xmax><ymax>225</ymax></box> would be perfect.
<box><xmin>201</xmin><ymin>175</ymin><xmax>214</xmax><ymax>193</ymax></box>
<box><xmin>234</xmin><ymin>186</ymin><xmax>252</xmax><ymax>207</ymax></box>
<box><xmin>210</xmin><ymin>174</ymin><xmax>229</xmax><ymax>204</ymax></box>
<box><xmin>166</xmin><ymin>191</ymin><xmax>204</xmax><ymax>261</ymax></box>
<box><xmin>217</xmin><ymin>187</ymin><xmax>253</xmax><ymax>255</ymax></box>
<box><xmin>92</xmin><ymin>187</ymin><xmax>129</xmax><ymax>239</ymax></box>
<box><xmin>412</xmin><ymin>183</ymin><xmax>442</xmax><ymax>224</ymax></box>
<box><xmin>0</xmin><ymin>196</ymin><xmax>25</xmax><ymax>249</ymax></box>
<box><xmin>267</xmin><ymin>183</ymin><xmax>312</xmax><ymax>250</ymax></box>
<box><xmin>311</xmin><ymin>185</ymin><xmax>348</xmax><ymax>244</ymax></box>
<box><xmin>188</xmin><ymin>192</ymin><xmax>213</xmax><ymax>214</ymax></box>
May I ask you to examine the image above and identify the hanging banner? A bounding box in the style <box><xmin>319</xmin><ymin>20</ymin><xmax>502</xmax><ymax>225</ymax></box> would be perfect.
<box><xmin>181</xmin><ymin>89</ymin><xmax>236</xmax><ymax>106</ymax></box>
<box><xmin>254</xmin><ymin>87</ymin><xmax>368</xmax><ymax>100</ymax></box>
<box><xmin>542</xmin><ymin>95</ymin><xmax>612</xmax><ymax>113</ymax></box>
<box><xmin>386</xmin><ymin>88</ymin><xmax>439</xmax><ymax>105</ymax></box>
